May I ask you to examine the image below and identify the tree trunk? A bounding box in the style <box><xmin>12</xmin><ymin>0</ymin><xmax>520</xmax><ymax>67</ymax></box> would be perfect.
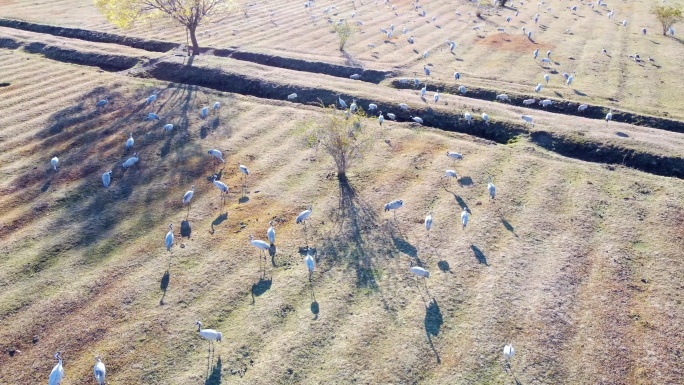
<box><xmin>188</xmin><ymin>25</ymin><xmax>200</xmax><ymax>56</ymax></box>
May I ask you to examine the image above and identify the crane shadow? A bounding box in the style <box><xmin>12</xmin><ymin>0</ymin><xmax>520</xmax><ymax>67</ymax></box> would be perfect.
<box><xmin>392</xmin><ymin>236</ymin><xmax>417</xmax><ymax>258</ymax></box>
<box><xmin>437</xmin><ymin>260</ymin><xmax>452</xmax><ymax>273</ymax></box>
<box><xmin>205</xmin><ymin>356</ymin><xmax>222</xmax><ymax>385</ymax></box>
<box><xmin>159</xmin><ymin>270</ymin><xmax>170</xmax><ymax>305</ymax></box>
<box><xmin>457</xmin><ymin>176</ymin><xmax>473</xmax><ymax>187</ymax></box>
<box><xmin>424</xmin><ymin>298</ymin><xmax>442</xmax><ymax>364</ymax></box>
<box><xmin>210</xmin><ymin>213</ymin><xmax>228</xmax><ymax>234</ymax></box>
<box><xmin>250</xmin><ymin>274</ymin><xmax>272</xmax><ymax>305</ymax></box>
<box><xmin>471</xmin><ymin>244</ymin><xmax>489</xmax><ymax>265</ymax></box>
<box><xmin>181</xmin><ymin>220</ymin><xmax>192</xmax><ymax>238</ymax></box>
<box><xmin>269</xmin><ymin>244</ymin><xmax>277</xmax><ymax>266</ymax></box>
<box><xmin>310</xmin><ymin>285</ymin><xmax>319</xmax><ymax>320</ymax></box>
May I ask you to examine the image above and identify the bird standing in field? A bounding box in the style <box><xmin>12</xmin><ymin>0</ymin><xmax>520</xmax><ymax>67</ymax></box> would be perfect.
<box><xmin>146</xmin><ymin>112</ymin><xmax>160</xmax><ymax>121</ymax></box>
<box><xmin>461</xmin><ymin>207</ymin><xmax>469</xmax><ymax>229</ymax></box>
<box><xmin>442</xmin><ymin>169</ymin><xmax>458</xmax><ymax>186</ymax></box>
<box><xmin>447</xmin><ymin>151</ymin><xmax>463</xmax><ymax>163</ymax></box>
<box><xmin>126</xmin><ymin>133</ymin><xmax>134</xmax><ymax>152</ymax></box>
<box><xmin>606</xmin><ymin>109</ymin><xmax>613</xmax><ymax>122</ymax></box>
<box><xmin>338</xmin><ymin>95</ymin><xmax>347</xmax><ymax>109</ymax></box>
<box><xmin>48</xmin><ymin>352</ymin><xmax>64</xmax><ymax>385</ymax></box>
<box><xmin>488</xmin><ymin>176</ymin><xmax>496</xmax><ymax>201</ymax></box>
<box><xmin>238</xmin><ymin>163</ymin><xmax>249</xmax><ymax>194</ymax></box>
<box><xmin>183</xmin><ymin>185</ymin><xmax>195</xmax><ymax>216</ymax></box>
<box><xmin>296</xmin><ymin>205</ymin><xmax>313</xmax><ymax>245</ymax></box>
<box><xmin>384</xmin><ymin>199</ymin><xmax>404</xmax><ymax>219</ymax></box>
<box><xmin>482</xmin><ymin>113</ymin><xmax>489</xmax><ymax>125</ymax></box>
<box><xmin>212</xmin><ymin>175</ymin><xmax>229</xmax><ymax>207</ymax></box>
<box><xmin>433</xmin><ymin>90</ymin><xmax>440</xmax><ymax>103</ymax></box>
<box><xmin>208</xmin><ymin>149</ymin><xmax>225</xmax><ymax>169</ymax></box>
<box><xmin>201</xmin><ymin>106</ymin><xmax>209</xmax><ymax>119</ymax></box>
<box><xmin>122</xmin><ymin>152</ymin><xmax>139</xmax><ymax>169</ymax></box>
<box><xmin>96</xmin><ymin>98</ymin><xmax>108</xmax><ymax>111</ymax></box>
<box><xmin>51</xmin><ymin>156</ymin><xmax>59</xmax><ymax>171</ymax></box>
<box><xmin>165</xmin><ymin>224</ymin><xmax>174</xmax><ymax>252</ymax></box>
<box><xmin>503</xmin><ymin>343</ymin><xmax>515</xmax><ymax>372</ymax></box>
<box><xmin>93</xmin><ymin>356</ymin><xmax>106</xmax><ymax>385</ymax></box>
<box><xmin>102</xmin><ymin>170</ymin><xmax>112</xmax><ymax>188</ymax></box>
<box><xmin>196</xmin><ymin>321</ymin><xmax>222</xmax><ymax>351</ymax></box>
<box><xmin>213</xmin><ymin>101</ymin><xmax>220</xmax><ymax>114</ymax></box>
<box><xmin>305</xmin><ymin>251</ymin><xmax>315</xmax><ymax>281</ymax></box>
<box><xmin>146</xmin><ymin>94</ymin><xmax>157</xmax><ymax>105</ymax></box>
<box><xmin>378</xmin><ymin>112</ymin><xmax>384</xmax><ymax>125</ymax></box>
<box><xmin>267</xmin><ymin>221</ymin><xmax>276</xmax><ymax>246</ymax></box>
<box><xmin>425</xmin><ymin>212</ymin><xmax>433</xmax><ymax>237</ymax></box>
<box><xmin>249</xmin><ymin>234</ymin><xmax>270</xmax><ymax>270</ymax></box>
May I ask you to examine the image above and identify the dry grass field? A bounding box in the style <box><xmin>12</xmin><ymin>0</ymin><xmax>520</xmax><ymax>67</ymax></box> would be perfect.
<box><xmin>0</xmin><ymin>0</ymin><xmax>683</xmax><ymax>384</ymax></box>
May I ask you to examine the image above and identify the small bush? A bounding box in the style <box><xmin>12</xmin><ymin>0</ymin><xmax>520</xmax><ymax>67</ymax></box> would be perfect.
<box><xmin>333</xmin><ymin>21</ymin><xmax>354</xmax><ymax>51</ymax></box>
<box><xmin>652</xmin><ymin>5</ymin><xmax>682</xmax><ymax>35</ymax></box>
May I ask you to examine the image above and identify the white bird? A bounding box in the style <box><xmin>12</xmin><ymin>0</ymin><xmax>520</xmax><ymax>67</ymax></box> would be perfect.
<box><xmin>420</xmin><ymin>84</ymin><xmax>427</xmax><ymax>98</ymax></box>
<box><xmin>668</xmin><ymin>27</ymin><xmax>675</xmax><ymax>36</ymax></box>
<box><xmin>408</xmin><ymin>36</ymin><xmax>415</xmax><ymax>44</ymax></box>
<box><xmin>201</xmin><ymin>106</ymin><xmax>209</xmax><ymax>119</ymax></box>
<box><xmin>305</xmin><ymin>251</ymin><xmax>315</xmax><ymax>280</ymax></box>
<box><xmin>50</xmin><ymin>156</ymin><xmax>59</xmax><ymax>171</ymax></box>
<box><xmin>461</xmin><ymin>207</ymin><xmax>469</xmax><ymax>229</ymax></box>
<box><xmin>212</xmin><ymin>175</ymin><xmax>229</xmax><ymax>204</ymax></box>
<box><xmin>567</xmin><ymin>75</ymin><xmax>574</xmax><ymax>86</ymax></box>
<box><xmin>535</xmin><ymin>83</ymin><xmax>543</xmax><ymax>93</ymax></box>
<box><xmin>521</xmin><ymin>115</ymin><xmax>534</xmax><ymax>126</ymax></box>
<box><xmin>338</xmin><ymin>95</ymin><xmax>347</xmax><ymax>109</ymax></box>
<box><xmin>399</xmin><ymin>103</ymin><xmax>409</xmax><ymax>111</ymax></box>
<box><xmin>423</xmin><ymin>50</ymin><xmax>429</xmax><ymax>59</ymax></box>
<box><xmin>249</xmin><ymin>234</ymin><xmax>270</xmax><ymax>267</ymax></box>
<box><xmin>523</xmin><ymin>98</ymin><xmax>536</xmax><ymax>106</ymax></box>
<box><xmin>387</xmin><ymin>113</ymin><xmax>396</xmax><ymax>121</ymax></box>
<box><xmin>464</xmin><ymin>112</ymin><xmax>472</xmax><ymax>125</ymax></box>
<box><xmin>578</xmin><ymin>104</ymin><xmax>588</xmax><ymax>113</ymax></box>
<box><xmin>411</xmin><ymin>116</ymin><xmax>423</xmax><ymax>125</ymax></box>
<box><xmin>384</xmin><ymin>199</ymin><xmax>404</xmax><ymax>218</ymax></box>
<box><xmin>213</xmin><ymin>101</ymin><xmax>220</xmax><ymax>113</ymax></box>
<box><xmin>163</xmin><ymin>123</ymin><xmax>173</xmax><ymax>131</ymax></box>
<box><xmin>433</xmin><ymin>91</ymin><xmax>440</xmax><ymax>103</ymax></box>
<box><xmin>488</xmin><ymin>177</ymin><xmax>496</xmax><ymax>200</ymax></box>
<box><xmin>287</xmin><ymin>93</ymin><xmax>298</xmax><ymax>100</ymax></box>
<box><xmin>544</xmin><ymin>73</ymin><xmax>550</xmax><ymax>83</ymax></box>
<box><xmin>165</xmin><ymin>224</ymin><xmax>174</xmax><ymax>251</ymax></box>
<box><xmin>425</xmin><ymin>211</ymin><xmax>433</xmax><ymax>236</ymax></box>
<box><xmin>409</xmin><ymin>260</ymin><xmax>430</xmax><ymax>278</ymax></box>
<box><xmin>528</xmin><ymin>30</ymin><xmax>533</xmax><ymax>39</ymax></box>
<box><xmin>267</xmin><ymin>221</ymin><xmax>276</xmax><ymax>245</ymax></box>
<box><xmin>623</xmin><ymin>19</ymin><xmax>628</xmax><ymax>27</ymax></box>
<box><xmin>350</xmin><ymin>99</ymin><xmax>358</xmax><ymax>113</ymax></box>
<box><xmin>368</xmin><ymin>103</ymin><xmax>378</xmax><ymax>112</ymax></box>
<box><xmin>458</xmin><ymin>85</ymin><xmax>467</xmax><ymax>94</ymax></box>
<box><xmin>442</xmin><ymin>170</ymin><xmax>458</xmax><ymax>185</ymax></box>
<box><xmin>48</xmin><ymin>352</ymin><xmax>64</xmax><ymax>385</ymax></box>
<box><xmin>146</xmin><ymin>112</ymin><xmax>159</xmax><ymax>121</ymax></box>
<box><xmin>496</xmin><ymin>94</ymin><xmax>510</xmax><ymax>102</ymax></box>
<box><xmin>208</xmin><ymin>149</ymin><xmax>225</xmax><ymax>164</ymax></box>
<box><xmin>126</xmin><ymin>133</ymin><xmax>134</xmax><ymax>151</ymax></box>
<box><xmin>296</xmin><ymin>205</ymin><xmax>313</xmax><ymax>224</ymax></box>
<box><xmin>448</xmin><ymin>41</ymin><xmax>456</xmax><ymax>52</ymax></box>
<box><xmin>102</xmin><ymin>170</ymin><xmax>112</xmax><ymax>188</ymax></box>
<box><xmin>534</xmin><ymin>48</ymin><xmax>539</xmax><ymax>58</ymax></box>
<box><xmin>93</xmin><ymin>356</ymin><xmax>106</xmax><ymax>385</ymax></box>
<box><xmin>183</xmin><ymin>185</ymin><xmax>195</xmax><ymax>205</ymax></box>
<box><xmin>423</xmin><ymin>65</ymin><xmax>430</xmax><ymax>76</ymax></box>
<box><xmin>504</xmin><ymin>343</ymin><xmax>515</xmax><ymax>361</ymax></box>
<box><xmin>540</xmin><ymin>99</ymin><xmax>554</xmax><ymax>107</ymax></box>
<box><xmin>96</xmin><ymin>98</ymin><xmax>108</xmax><ymax>109</ymax></box>
<box><xmin>196</xmin><ymin>321</ymin><xmax>222</xmax><ymax>351</ymax></box>
<box><xmin>540</xmin><ymin>58</ymin><xmax>551</xmax><ymax>65</ymax></box>
<box><xmin>447</xmin><ymin>151</ymin><xmax>464</xmax><ymax>161</ymax></box>
<box><xmin>606</xmin><ymin>109</ymin><xmax>613</xmax><ymax>122</ymax></box>
<box><xmin>122</xmin><ymin>152</ymin><xmax>139</xmax><ymax>169</ymax></box>
<box><xmin>378</xmin><ymin>112</ymin><xmax>384</xmax><ymax>125</ymax></box>
<box><xmin>454</xmin><ymin>71</ymin><xmax>461</xmax><ymax>80</ymax></box>
<box><xmin>350</xmin><ymin>73</ymin><xmax>361</xmax><ymax>80</ymax></box>
<box><xmin>482</xmin><ymin>113</ymin><xmax>489</xmax><ymax>125</ymax></box>
<box><xmin>642</xmin><ymin>27</ymin><xmax>647</xmax><ymax>35</ymax></box>
<box><xmin>146</xmin><ymin>94</ymin><xmax>157</xmax><ymax>104</ymax></box>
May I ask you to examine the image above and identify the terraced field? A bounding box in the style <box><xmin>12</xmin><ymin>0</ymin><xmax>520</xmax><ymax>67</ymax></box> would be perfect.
<box><xmin>1</xmin><ymin>0</ymin><xmax>684</xmax><ymax>384</ymax></box>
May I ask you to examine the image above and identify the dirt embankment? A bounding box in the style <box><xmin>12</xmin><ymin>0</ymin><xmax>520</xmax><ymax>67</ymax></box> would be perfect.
<box><xmin>0</xmin><ymin>18</ymin><xmax>177</xmax><ymax>52</ymax></box>
<box><xmin>0</xmin><ymin>37</ymin><xmax>141</xmax><ymax>71</ymax></box>
<box><xmin>390</xmin><ymin>80</ymin><xmax>684</xmax><ymax>134</ymax></box>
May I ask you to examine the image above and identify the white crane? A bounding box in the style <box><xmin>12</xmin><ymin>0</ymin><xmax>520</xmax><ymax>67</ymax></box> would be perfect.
<box><xmin>458</xmin><ymin>85</ymin><xmax>467</xmax><ymax>94</ymax></box>
<box><xmin>338</xmin><ymin>95</ymin><xmax>347</xmax><ymax>109</ymax></box>
<box><xmin>163</xmin><ymin>123</ymin><xmax>173</xmax><ymax>132</ymax></box>
<box><xmin>378</xmin><ymin>112</ymin><xmax>384</xmax><ymax>125</ymax></box>
<box><xmin>350</xmin><ymin>74</ymin><xmax>361</xmax><ymax>80</ymax></box>
<box><xmin>447</xmin><ymin>151</ymin><xmax>463</xmax><ymax>162</ymax></box>
<box><xmin>249</xmin><ymin>234</ymin><xmax>270</xmax><ymax>268</ymax></box>
<box><xmin>96</xmin><ymin>98</ymin><xmax>108</xmax><ymax>110</ymax></box>
<box><xmin>238</xmin><ymin>163</ymin><xmax>250</xmax><ymax>190</ymax></box>
<box><xmin>201</xmin><ymin>106</ymin><xmax>209</xmax><ymax>119</ymax></box>
<box><xmin>540</xmin><ymin>58</ymin><xmax>551</xmax><ymax>65</ymax></box>
<box><xmin>496</xmin><ymin>94</ymin><xmax>510</xmax><ymax>102</ymax></box>
<box><xmin>212</xmin><ymin>175</ymin><xmax>229</xmax><ymax>206</ymax></box>
<box><xmin>442</xmin><ymin>170</ymin><xmax>458</xmax><ymax>186</ymax></box>
<box><xmin>126</xmin><ymin>133</ymin><xmax>134</xmax><ymax>151</ymax></box>
<box><xmin>534</xmin><ymin>48</ymin><xmax>539</xmax><ymax>59</ymax></box>
<box><xmin>196</xmin><ymin>321</ymin><xmax>222</xmax><ymax>351</ymax></box>
<box><xmin>544</xmin><ymin>73</ymin><xmax>550</xmax><ymax>83</ymax></box>
<box><xmin>208</xmin><ymin>149</ymin><xmax>225</xmax><ymax>167</ymax></box>
<box><xmin>411</xmin><ymin>116</ymin><xmax>423</xmax><ymax>125</ymax></box>
<box><xmin>146</xmin><ymin>94</ymin><xmax>157</xmax><ymax>104</ymax></box>
<box><xmin>521</xmin><ymin>115</ymin><xmax>534</xmax><ymax>127</ymax></box>
<box><xmin>461</xmin><ymin>207</ymin><xmax>469</xmax><ymax>229</ymax></box>
<box><xmin>423</xmin><ymin>50</ymin><xmax>429</xmax><ymax>59</ymax></box>
<box><xmin>578</xmin><ymin>104</ymin><xmax>588</xmax><ymax>113</ymax></box>
<box><xmin>51</xmin><ymin>156</ymin><xmax>59</xmax><ymax>171</ymax></box>
<box><xmin>165</xmin><ymin>224</ymin><xmax>174</xmax><ymax>251</ymax></box>
<box><xmin>539</xmin><ymin>99</ymin><xmax>554</xmax><ymax>108</ymax></box>
<box><xmin>420</xmin><ymin>83</ymin><xmax>427</xmax><ymax>98</ymax></box>
<box><xmin>399</xmin><ymin>103</ymin><xmax>409</xmax><ymax>111</ymax></box>
<box><xmin>454</xmin><ymin>71</ymin><xmax>461</xmax><ymax>80</ymax></box>
<box><xmin>48</xmin><ymin>352</ymin><xmax>64</xmax><ymax>385</ymax></box>
<box><xmin>523</xmin><ymin>98</ymin><xmax>536</xmax><ymax>106</ymax></box>
<box><xmin>267</xmin><ymin>221</ymin><xmax>276</xmax><ymax>245</ymax></box>
<box><xmin>350</xmin><ymin>99</ymin><xmax>358</xmax><ymax>114</ymax></box>
<box><xmin>368</xmin><ymin>103</ymin><xmax>378</xmax><ymax>112</ymax></box>
<box><xmin>102</xmin><ymin>170</ymin><xmax>112</xmax><ymax>188</ymax></box>
<box><xmin>122</xmin><ymin>152</ymin><xmax>139</xmax><ymax>169</ymax></box>
<box><xmin>482</xmin><ymin>113</ymin><xmax>489</xmax><ymax>125</ymax></box>
<box><xmin>93</xmin><ymin>356</ymin><xmax>106</xmax><ymax>385</ymax></box>
<box><xmin>213</xmin><ymin>101</ymin><xmax>220</xmax><ymax>113</ymax></box>
<box><xmin>296</xmin><ymin>205</ymin><xmax>313</xmax><ymax>241</ymax></box>
<box><xmin>423</xmin><ymin>65</ymin><xmax>430</xmax><ymax>76</ymax></box>
<box><xmin>567</xmin><ymin>75</ymin><xmax>574</xmax><ymax>86</ymax></box>
<box><xmin>535</xmin><ymin>83</ymin><xmax>542</xmax><ymax>93</ymax></box>
<box><xmin>433</xmin><ymin>90</ymin><xmax>440</xmax><ymax>103</ymax></box>
<box><xmin>488</xmin><ymin>176</ymin><xmax>496</xmax><ymax>201</ymax></box>
<box><xmin>606</xmin><ymin>109</ymin><xmax>613</xmax><ymax>122</ymax></box>
<box><xmin>384</xmin><ymin>199</ymin><xmax>403</xmax><ymax>219</ymax></box>
<box><xmin>287</xmin><ymin>93</ymin><xmax>297</xmax><ymax>100</ymax></box>
<box><xmin>642</xmin><ymin>27</ymin><xmax>647</xmax><ymax>36</ymax></box>
<box><xmin>409</xmin><ymin>260</ymin><xmax>430</xmax><ymax>277</ymax></box>
<box><xmin>425</xmin><ymin>211</ymin><xmax>433</xmax><ymax>237</ymax></box>
<box><xmin>408</xmin><ymin>35</ymin><xmax>415</xmax><ymax>44</ymax></box>
<box><xmin>387</xmin><ymin>112</ymin><xmax>396</xmax><ymax>121</ymax></box>
<box><xmin>146</xmin><ymin>112</ymin><xmax>160</xmax><ymax>121</ymax></box>
<box><xmin>503</xmin><ymin>343</ymin><xmax>515</xmax><ymax>361</ymax></box>
<box><xmin>305</xmin><ymin>251</ymin><xmax>315</xmax><ymax>281</ymax></box>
